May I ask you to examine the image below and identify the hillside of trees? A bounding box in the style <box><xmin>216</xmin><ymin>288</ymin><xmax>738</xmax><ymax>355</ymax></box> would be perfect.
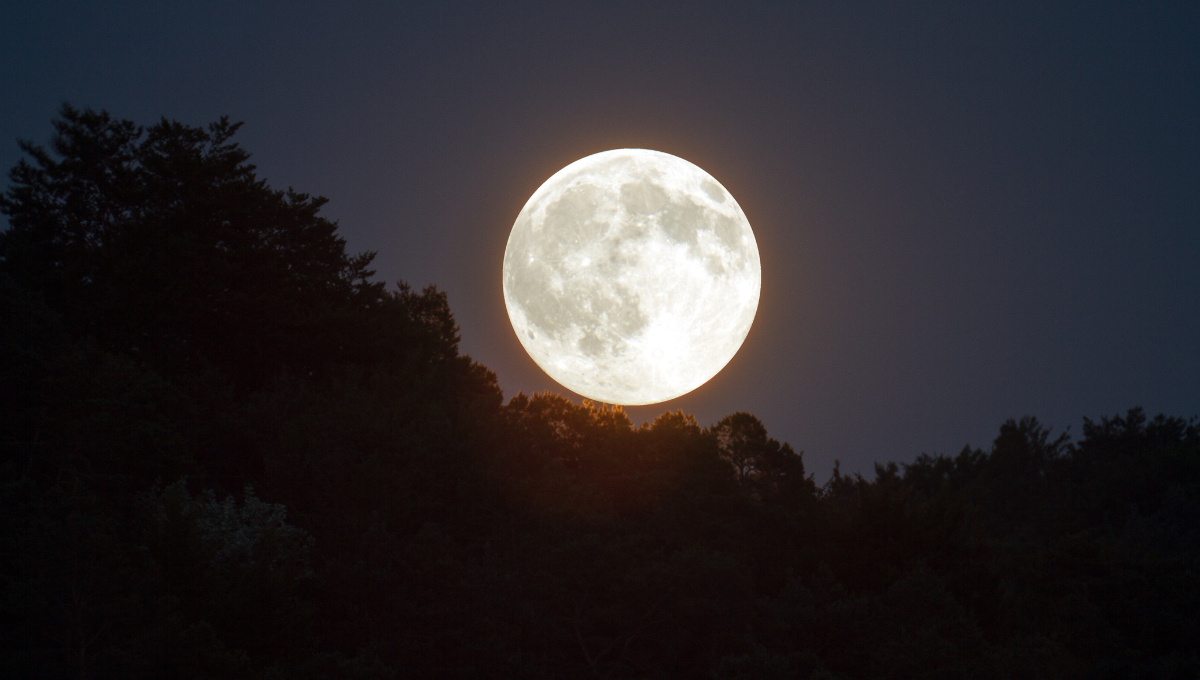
<box><xmin>2</xmin><ymin>106</ymin><xmax>1197</xmax><ymax>679</ymax></box>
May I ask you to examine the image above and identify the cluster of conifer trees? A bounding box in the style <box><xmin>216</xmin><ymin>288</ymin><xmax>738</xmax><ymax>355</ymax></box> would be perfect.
<box><xmin>2</xmin><ymin>106</ymin><xmax>1197</xmax><ymax>679</ymax></box>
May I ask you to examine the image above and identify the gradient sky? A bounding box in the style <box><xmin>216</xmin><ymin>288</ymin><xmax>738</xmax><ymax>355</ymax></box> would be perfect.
<box><xmin>4</xmin><ymin>0</ymin><xmax>1198</xmax><ymax>480</ymax></box>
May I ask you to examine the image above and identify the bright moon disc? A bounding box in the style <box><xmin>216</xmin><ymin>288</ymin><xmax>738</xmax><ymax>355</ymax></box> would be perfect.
<box><xmin>503</xmin><ymin>149</ymin><xmax>761</xmax><ymax>405</ymax></box>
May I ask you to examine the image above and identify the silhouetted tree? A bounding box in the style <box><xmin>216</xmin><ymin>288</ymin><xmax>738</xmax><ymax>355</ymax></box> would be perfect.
<box><xmin>711</xmin><ymin>412</ymin><xmax>812</xmax><ymax>500</ymax></box>
<box><xmin>0</xmin><ymin>104</ymin><xmax>472</xmax><ymax>392</ymax></box>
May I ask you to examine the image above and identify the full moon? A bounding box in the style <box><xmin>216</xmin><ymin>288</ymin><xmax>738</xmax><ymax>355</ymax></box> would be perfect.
<box><xmin>503</xmin><ymin>149</ymin><xmax>761</xmax><ymax>405</ymax></box>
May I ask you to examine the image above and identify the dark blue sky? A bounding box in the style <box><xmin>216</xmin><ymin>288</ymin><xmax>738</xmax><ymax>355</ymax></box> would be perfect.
<box><xmin>4</xmin><ymin>0</ymin><xmax>1197</xmax><ymax>480</ymax></box>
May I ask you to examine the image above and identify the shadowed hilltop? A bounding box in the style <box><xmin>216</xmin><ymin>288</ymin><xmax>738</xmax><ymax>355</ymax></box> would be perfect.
<box><xmin>2</xmin><ymin>107</ymin><xmax>1197</xmax><ymax>679</ymax></box>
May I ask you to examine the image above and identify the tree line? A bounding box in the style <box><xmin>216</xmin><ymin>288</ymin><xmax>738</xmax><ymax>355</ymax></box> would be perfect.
<box><xmin>1</xmin><ymin>105</ymin><xmax>1197</xmax><ymax>679</ymax></box>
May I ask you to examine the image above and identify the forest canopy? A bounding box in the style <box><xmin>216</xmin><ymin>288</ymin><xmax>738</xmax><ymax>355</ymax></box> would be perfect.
<box><xmin>2</xmin><ymin>106</ymin><xmax>1197</xmax><ymax>679</ymax></box>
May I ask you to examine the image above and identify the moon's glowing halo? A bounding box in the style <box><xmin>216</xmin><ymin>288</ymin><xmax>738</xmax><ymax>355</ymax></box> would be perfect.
<box><xmin>503</xmin><ymin>149</ymin><xmax>761</xmax><ymax>406</ymax></box>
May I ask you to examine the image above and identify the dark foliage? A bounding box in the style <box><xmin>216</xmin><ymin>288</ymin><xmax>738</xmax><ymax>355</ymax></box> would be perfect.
<box><xmin>2</xmin><ymin>106</ymin><xmax>1197</xmax><ymax>679</ymax></box>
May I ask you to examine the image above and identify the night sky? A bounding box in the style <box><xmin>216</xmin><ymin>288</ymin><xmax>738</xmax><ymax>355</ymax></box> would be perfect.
<box><xmin>3</xmin><ymin>1</ymin><xmax>1197</xmax><ymax>480</ymax></box>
